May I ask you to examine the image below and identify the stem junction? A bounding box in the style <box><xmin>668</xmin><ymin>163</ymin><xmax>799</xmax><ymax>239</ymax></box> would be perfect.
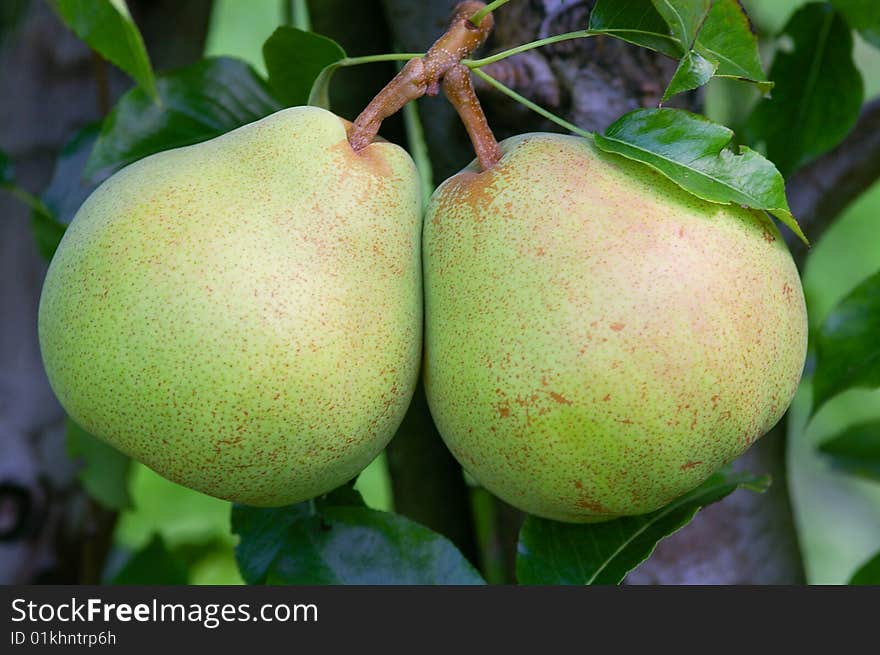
<box><xmin>348</xmin><ymin>1</ymin><xmax>498</xmax><ymax>167</ymax></box>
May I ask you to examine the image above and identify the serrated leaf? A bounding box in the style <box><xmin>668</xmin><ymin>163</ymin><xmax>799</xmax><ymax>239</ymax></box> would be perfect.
<box><xmin>86</xmin><ymin>57</ymin><xmax>281</xmax><ymax>179</ymax></box>
<box><xmin>695</xmin><ymin>0</ymin><xmax>771</xmax><ymax>93</ymax></box>
<box><xmin>48</xmin><ymin>0</ymin><xmax>157</xmax><ymax>100</ymax></box>
<box><xmin>832</xmin><ymin>0</ymin><xmax>880</xmax><ymax>49</ymax></box>
<box><xmin>516</xmin><ymin>470</ymin><xmax>769</xmax><ymax>585</ymax></box>
<box><xmin>262</xmin><ymin>27</ymin><xmax>346</xmax><ymax>107</ymax></box>
<box><xmin>66</xmin><ymin>420</ymin><xmax>131</xmax><ymax>510</ymax></box>
<box><xmin>812</xmin><ymin>270</ymin><xmax>880</xmax><ymax>413</ymax></box>
<box><xmin>588</xmin><ymin>0</ymin><xmax>682</xmax><ymax>58</ymax></box>
<box><xmin>590</xmin><ymin>0</ymin><xmax>768</xmax><ymax>96</ymax></box>
<box><xmin>651</xmin><ymin>0</ymin><xmax>711</xmax><ymax>49</ymax></box>
<box><xmin>594</xmin><ymin>108</ymin><xmax>807</xmax><ymax>244</ymax></box>
<box><xmin>109</xmin><ymin>534</ymin><xmax>188</xmax><ymax>585</ymax></box>
<box><xmin>662</xmin><ymin>49</ymin><xmax>716</xmax><ymax>101</ymax></box>
<box><xmin>233</xmin><ymin>500</ymin><xmax>484</xmax><ymax>585</ymax></box>
<box><xmin>745</xmin><ymin>3</ymin><xmax>863</xmax><ymax>177</ymax></box>
<box><xmin>818</xmin><ymin>421</ymin><xmax>880</xmax><ymax>482</ymax></box>
<box><xmin>850</xmin><ymin>549</ymin><xmax>880</xmax><ymax>584</ymax></box>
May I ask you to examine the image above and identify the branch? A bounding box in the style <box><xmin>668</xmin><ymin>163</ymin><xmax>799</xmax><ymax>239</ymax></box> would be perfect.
<box><xmin>786</xmin><ymin>97</ymin><xmax>880</xmax><ymax>265</ymax></box>
<box><xmin>348</xmin><ymin>1</ymin><xmax>494</xmax><ymax>150</ymax></box>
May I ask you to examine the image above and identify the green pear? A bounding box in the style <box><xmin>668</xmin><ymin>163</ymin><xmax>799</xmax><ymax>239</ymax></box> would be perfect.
<box><xmin>424</xmin><ymin>133</ymin><xmax>807</xmax><ymax>523</ymax></box>
<box><xmin>39</xmin><ymin>106</ymin><xmax>422</xmax><ymax>506</ymax></box>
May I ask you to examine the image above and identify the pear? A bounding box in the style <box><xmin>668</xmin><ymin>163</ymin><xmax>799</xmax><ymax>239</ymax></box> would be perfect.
<box><xmin>39</xmin><ymin>106</ymin><xmax>422</xmax><ymax>506</ymax></box>
<box><xmin>423</xmin><ymin>133</ymin><xmax>807</xmax><ymax>523</ymax></box>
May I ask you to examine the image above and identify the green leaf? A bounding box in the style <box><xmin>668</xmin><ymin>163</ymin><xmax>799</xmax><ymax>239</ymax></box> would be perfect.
<box><xmin>262</xmin><ymin>27</ymin><xmax>346</xmax><ymax>107</ymax></box>
<box><xmin>86</xmin><ymin>57</ymin><xmax>281</xmax><ymax>179</ymax></box>
<box><xmin>662</xmin><ymin>49</ymin><xmax>717</xmax><ymax>101</ymax></box>
<box><xmin>850</xmin><ymin>549</ymin><xmax>880</xmax><ymax>584</ymax></box>
<box><xmin>818</xmin><ymin>421</ymin><xmax>880</xmax><ymax>481</ymax></box>
<box><xmin>48</xmin><ymin>0</ymin><xmax>157</xmax><ymax>101</ymax></box>
<box><xmin>30</xmin><ymin>211</ymin><xmax>68</xmax><ymax>261</ymax></box>
<box><xmin>745</xmin><ymin>3</ymin><xmax>864</xmax><ymax>177</ymax></box>
<box><xmin>66</xmin><ymin>420</ymin><xmax>131</xmax><ymax>510</ymax></box>
<box><xmin>694</xmin><ymin>0</ymin><xmax>771</xmax><ymax>93</ymax></box>
<box><xmin>590</xmin><ymin>0</ymin><xmax>769</xmax><ymax>97</ymax></box>
<box><xmin>27</xmin><ymin>125</ymin><xmax>104</xmax><ymax>261</ymax></box>
<box><xmin>1</xmin><ymin>147</ymin><xmax>67</xmax><ymax>260</ymax></box>
<box><xmin>307</xmin><ymin>62</ymin><xmax>342</xmax><ymax>109</ymax></box>
<box><xmin>109</xmin><ymin>534</ymin><xmax>188</xmax><ymax>584</ymax></box>
<box><xmin>0</xmin><ymin>149</ymin><xmax>11</xmax><ymax>185</ymax></box>
<box><xmin>588</xmin><ymin>0</ymin><xmax>682</xmax><ymax>58</ymax></box>
<box><xmin>812</xmin><ymin>270</ymin><xmax>880</xmax><ymax>413</ymax></box>
<box><xmin>516</xmin><ymin>470</ymin><xmax>769</xmax><ymax>585</ymax></box>
<box><xmin>233</xmin><ymin>500</ymin><xmax>484</xmax><ymax>585</ymax></box>
<box><xmin>832</xmin><ymin>0</ymin><xmax>880</xmax><ymax>48</ymax></box>
<box><xmin>594</xmin><ymin>108</ymin><xmax>807</xmax><ymax>244</ymax></box>
<box><xmin>651</xmin><ymin>0</ymin><xmax>711</xmax><ymax>49</ymax></box>
<box><xmin>229</xmin><ymin>481</ymin><xmax>364</xmax><ymax>585</ymax></box>
<box><xmin>231</xmin><ymin>504</ymin><xmax>311</xmax><ymax>584</ymax></box>
<box><xmin>316</xmin><ymin>481</ymin><xmax>366</xmax><ymax>509</ymax></box>
<box><xmin>43</xmin><ymin>124</ymin><xmax>102</xmax><ymax>225</ymax></box>
<box><xmin>268</xmin><ymin>506</ymin><xmax>485</xmax><ymax>585</ymax></box>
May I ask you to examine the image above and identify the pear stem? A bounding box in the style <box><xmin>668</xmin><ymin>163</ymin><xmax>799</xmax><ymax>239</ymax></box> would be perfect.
<box><xmin>348</xmin><ymin>1</ymin><xmax>494</xmax><ymax>151</ymax></box>
<box><xmin>443</xmin><ymin>64</ymin><xmax>502</xmax><ymax>171</ymax></box>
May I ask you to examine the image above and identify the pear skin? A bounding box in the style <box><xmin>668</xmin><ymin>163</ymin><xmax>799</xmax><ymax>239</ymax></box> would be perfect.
<box><xmin>423</xmin><ymin>133</ymin><xmax>807</xmax><ymax>522</ymax></box>
<box><xmin>39</xmin><ymin>106</ymin><xmax>422</xmax><ymax>506</ymax></box>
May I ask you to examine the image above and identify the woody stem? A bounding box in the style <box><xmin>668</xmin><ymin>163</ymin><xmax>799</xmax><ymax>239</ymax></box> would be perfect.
<box><xmin>348</xmin><ymin>1</ymin><xmax>494</xmax><ymax>151</ymax></box>
<box><xmin>443</xmin><ymin>64</ymin><xmax>502</xmax><ymax>171</ymax></box>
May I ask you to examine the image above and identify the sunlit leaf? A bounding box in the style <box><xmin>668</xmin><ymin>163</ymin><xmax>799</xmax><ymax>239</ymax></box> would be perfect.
<box><xmin>695</xmin><ymin>0</ymin><xmax>771</xmax><ymax>93</ymax></box>
<box><xmin>650</xmin><ymin>0</ymin><xmax>710</xmax><ymax>49</ymax></box>
<box><xmin>662</xmin><ymin>50</ymin><xmax>716</xmax><ymax>101</ymax></box>
<box><xmin>594</xmin><ymin>108</ymin><xmax>806</xmax><ymax>243</ymax></box>
<box><xmin>49</xmin><ymin>0</ymin><xmax>157</xmax><ymax>100</ymax></box>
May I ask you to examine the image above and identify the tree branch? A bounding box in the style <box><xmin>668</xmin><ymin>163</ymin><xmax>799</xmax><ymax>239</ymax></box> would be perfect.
<box><xmin>786</xmin><ymin>97</ymin><xmax>880</xmax><ymax>265</ymax></box>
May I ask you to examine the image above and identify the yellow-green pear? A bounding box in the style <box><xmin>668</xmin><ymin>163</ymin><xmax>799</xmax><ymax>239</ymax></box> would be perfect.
<box><xmin>39</xmin><ymin>106</ymin><xmax>422</xmax><ymax>506</ymax></box>
<box><xmin>424</xmin><ymin>133</ymin><xmax>807</xmax><ymax>523</ymax></box>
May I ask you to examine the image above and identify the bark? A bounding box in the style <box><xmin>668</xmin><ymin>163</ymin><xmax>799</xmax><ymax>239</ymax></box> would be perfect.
<box><xmin>0</xmin><ymin>0</ymin><xmax>212</xmax><ymax>584</ymax></box>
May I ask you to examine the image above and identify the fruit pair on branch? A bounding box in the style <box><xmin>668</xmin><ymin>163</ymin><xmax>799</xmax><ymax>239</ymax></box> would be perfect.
<box><xmin>37</xmin><ymin>2</ymin><xmax>807</xmax><ymax>524</ymax></box>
